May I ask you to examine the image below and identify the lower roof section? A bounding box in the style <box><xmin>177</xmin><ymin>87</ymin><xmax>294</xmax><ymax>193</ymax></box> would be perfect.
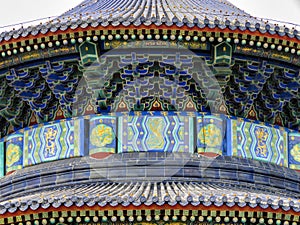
<box><xmin>1</xmin><ymin>180</ymin><xmax>299</xmax><ymax>214</ymax></box>
<box><xmin>0</xmin><ymin>152</ymin><xmax>300</xmax><ymax>218</ymax></box>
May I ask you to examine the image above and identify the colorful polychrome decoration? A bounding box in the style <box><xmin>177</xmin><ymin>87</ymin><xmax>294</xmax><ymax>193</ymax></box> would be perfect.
<box><xmin>73</xmin><ymin>40</ymin><xmax>225</xmax><ymax>155</ymax></box>
<box><xmin>229</xmin><ymin>118</ymin><xmax>289</xmax><ymax>166</ymax></box>
<box><xmin>197</xmin><ymin>115</ymin><xmax>226</xmax><ymax>155</ymax></box>
<box><xmin>89</xmin><ymin>115</ymin><xmax>117</xmax><ymax>155</ymax></box>
<box><xmin>5</xmin><ymin>132</ymin><xmax>23</xmax><ymax>173</ymax></box>
<box><xmin>118</xmin><ymin>113</ymin><xmax>194</xmax><ymax>153</ymax></box>
<box><xmin>2</xmin><ymin>111</ymin><xmax>300</xmax><ymax>172</ymax></box>
<box><xmin>288</xmin><ymin>132</ymin><xmax>300</xmax><ymax>170</ymax></box>
<box><xmin>75</xmin><ymin>39</ymin><xmax>225</xmax><ymax>117</ymax></box>
<box><xmin>0</xmin><ymin>37</ymin><xmax>300</xmax><ymax>171</ymax></box>
<box><xmin>23</xmin><ymin>119</ymin><xmax>85</xmax><ymax>166</ymax></box>
<box><xmin>1</xmin><ymin>0</ymin><xmax>300</xmax><ymax>224</ymax></box>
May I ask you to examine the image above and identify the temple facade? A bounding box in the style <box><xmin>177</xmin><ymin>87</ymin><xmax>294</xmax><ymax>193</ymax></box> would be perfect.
<box><xmin>0</xmin><ymin>0</ymin><xmax>300</xmax><ymax>224</ymax></box>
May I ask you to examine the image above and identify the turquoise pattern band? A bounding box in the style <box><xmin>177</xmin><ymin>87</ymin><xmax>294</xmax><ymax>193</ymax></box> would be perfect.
<box><xmin>0</xmin><ymin>112</ymin><xmax>299</xmax><ymax>176</ymax></box>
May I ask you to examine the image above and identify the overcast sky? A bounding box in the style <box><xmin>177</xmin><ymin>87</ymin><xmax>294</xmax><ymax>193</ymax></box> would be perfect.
<box><xmin>229</xmin><ymin>0</ymin><xmax>300</xmax><ymax>27</ymax></box>
<box><xmin>0</xmin><ymin>0</ymin><xmax>82</xmax><ymax>28</ymax></box>
<box><xmin>0</xmin><ymin>0</ymin><xmax>299</xmax><ymax>29</ymax></box>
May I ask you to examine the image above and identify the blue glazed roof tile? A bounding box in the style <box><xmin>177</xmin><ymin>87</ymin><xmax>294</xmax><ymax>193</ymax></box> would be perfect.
<box><xmin>0</xmin><ymin>0</ymin><xmax>297</xmax><ymax>43</ymax></box>
<box><xmin>2</xmin><ymin>180</ymin><xmax>300</xmax><ymax>214</ymax></box>
<box><xmin>0</xmin><ymin>154</ymin><xmax>300</xmax><ymax>214</ymax></box>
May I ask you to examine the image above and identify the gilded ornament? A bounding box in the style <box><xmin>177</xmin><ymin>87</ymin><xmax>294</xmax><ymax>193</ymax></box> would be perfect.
<box><xmin>6</xmin><ymin>143</ymin><xmax>22</xmax><ymax>167</ymax></box>
<box><xmin>146</xmin><ymin>117</ymin><xmax>166</xmax><ymax>149</ymax></box>
<box><xmin>254</xmin><ymin>127</ymin><xmax>269</xmax><ymax>158</ymax></box>
<box><xmin>90</xmin><ymin>124</ymin><xmax>114</xmax><ymax>147</ymax></box>
<box><xmin>44</xmin><ymin>127</ymin><xmax>58</xmax><ymax>157</ymax></box>
<box><xmin>291</xmin><ymin>144</ymin><xmax>300</xmax><ymax>162</ymax></box>
<box><xmin>198</xmin><ymin>124</ymin><xmax>222</xmax><ymax>147</ymax></box>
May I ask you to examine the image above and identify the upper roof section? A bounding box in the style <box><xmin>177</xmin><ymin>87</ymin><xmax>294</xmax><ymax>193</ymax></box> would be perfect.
<box><xmin>0</xmin><ymin>0</ymin><xmax>300</xmax><ymax>137</ymax></box>
<box><xmin>60</xmin><ymin>0</ymin><xmax>259</xmax><ymax>25</ymax></box>
<box><xmin>1</xmin><ymin>0</ymin><xmax>299</xmax><ymax>44</ymax></box>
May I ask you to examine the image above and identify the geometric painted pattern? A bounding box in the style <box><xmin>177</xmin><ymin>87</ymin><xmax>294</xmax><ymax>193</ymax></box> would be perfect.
<box><xmin>6</xmin><ymin>132</ymin><xmax>23</xmax><ymax>173</ymax></box>
<box><xmin>1</xmin><ymin>113</ymin><xmax>300</xmax><ymax>173</ymax></box>
<box><xmin>118</xmin><ymin>113</ymin><xmax>194</xmax><ymax>153</ymax></box>
<box><xmin>288</xmin><ymin>132</ymin><xmax>300</xmax><ymax>170</ymax></box>
<box><xmin>89</xmin><ymin>116</ymin><xmax>117</xmax><ymax>155</ymax></box>
<box><xmin>23</xmin><ymin>119</ymin><xmax>84</xmax><ymax>166</ymax></box>
<box><xmin>197</xmin><ymin>114</ymin><xmax>225</xmax><ymax>155</ymax></box>
<box><xmin>230</xmin><ymin>118</ymin><xmax>288</xmax><ymax>167</ymax></box>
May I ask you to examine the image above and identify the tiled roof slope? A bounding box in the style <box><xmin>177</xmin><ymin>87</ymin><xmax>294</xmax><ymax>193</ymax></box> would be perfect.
<box><xmin>61</xmin><ymin>0</ymin><xmax>259</xmax><ymax>25</ymax></box>
<box><xmin>1</xmin><ymin>0</ymin><xmax>299</xmax><ymax>43</ymax></box>
<box><xmin>1</xmin><ymin>153</ymin><xmax>300</xmax><ymax>214</ymax></box>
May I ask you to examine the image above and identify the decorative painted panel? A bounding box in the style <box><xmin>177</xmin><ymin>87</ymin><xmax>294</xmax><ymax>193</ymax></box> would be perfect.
<box><xmin>230</xmin><ymin>118</ymin><xmax>288</xmax><ymax>167</ymax></box>
<box><xmin>288</xmin><ymin>132</ymin><xmax>300</xmax><ymax>170</ymax></box>
<box><xmin>197</xmin><ymin>115</ymin><xmax>225</xmax><ymax>155</ymax></box>
<box><xmin>89</xmin><ymin>116</ymin><xmax>117</xmax><ymax>155</ymax></box>
<box><xmin>0</xmin><ymin>141</ymin><xmax>4</xmax><ymax>177</ymax></box>
<box><xmin>118</xmin><ymin>114</ymin><xmax>194</xmax><ymax>153</ymax></box>
<box><xmin>1</xmin><ymin>113</ymin><xmax>300</xmax><ymax>174</ymax></box>
<box><xmin>6</xmin><ymin>132</ymin><xmax>23</xmax><ymax>173</ymax></box>
<box><xmin>23</xmin><ymin>119</ymin><xmax>84</xmax><ymax>166</ymax></box>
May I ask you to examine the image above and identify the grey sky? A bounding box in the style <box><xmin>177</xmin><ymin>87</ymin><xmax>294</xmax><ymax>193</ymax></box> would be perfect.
<box><xmin>0</xmin><ymin>0</ymin><xmax>299</xmax><ymax>29</ymax></box>
<box><xmin>0</xmin><ymin>0</ymin><xmax>82</xmax><ymax>27</ymax></box>
<box><xmin>229</xmin><ymin>0</ymin><xmax>300</xmax><ymax>27</ymax></box>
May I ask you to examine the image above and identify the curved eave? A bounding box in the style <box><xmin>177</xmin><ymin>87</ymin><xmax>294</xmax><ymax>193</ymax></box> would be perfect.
<box><xmin>1</xmin><ymin>153</ymin><xmax>300</xmax><ymax>221</ymax></box>
<box><xmin>0</xmin><ymin>23</ymin><xmax>299</xmax><ymax>52</ymax></box>
<box><xmin>0</xmin><ymin>199</ymin><xmax>299</xmax><ymax>221</ymax></box>
<box><xmin>1</xmin><ymin>182</ymin><xmax>299</xmax><ymax>217</ymax></box>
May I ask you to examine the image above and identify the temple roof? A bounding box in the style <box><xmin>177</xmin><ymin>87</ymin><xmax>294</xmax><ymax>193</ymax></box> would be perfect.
<box><xmin>0</xmin><ymin>0</ymin><xmax>299</xmax><ymax>43</ymax></box>
<box><xmin>1</xmin><ymin>2</ymin><xmax>300</xmax><ymax>224</ymax></box>
<box><xmin>0</xmin><ymin>1</ymin><xmax>299</xmax><ymax>171</ymax></box>
<box><xmin>61</xmin><ymin>0</ymin><xmax>259</xmax><ymax>25</ymax></box>
<box><xmin>1</xmin><ymin>181</ymin><xmax>300</xmax><ymax>215</ymax></box>
<box><xmin>1</xmin><ymin>153</ymin><xmax>300</xmax><ymax>215</ymax></box>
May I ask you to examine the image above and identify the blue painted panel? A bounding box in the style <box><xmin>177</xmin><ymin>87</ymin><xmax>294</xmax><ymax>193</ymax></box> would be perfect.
<box><xmin>23</xmin><ymin>118</ymin><xmax>84</xmax><ymax>167</ymax></box>
<box><xmin>118</xmin><ymin>114</ymin><xmax>194</xmax><ymax>153</ymax></box>
<box><xmin>230</xmin><ymin>118</ymin><xmax>288</xmax><ymax>167</ymax></box>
